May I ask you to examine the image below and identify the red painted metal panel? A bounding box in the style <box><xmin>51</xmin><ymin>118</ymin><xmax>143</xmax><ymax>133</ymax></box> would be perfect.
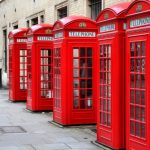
<box><xmin>126</xmin><ymin>0</ymin><xmax>150</xmax><ymax>150</ymax></box>
<box><xmin>96</xmin><ymin>2</ymin><xmax>130</xmax><ymax>149</ymax></box>
<box><xmin>8</xmin><ymin>28</ymin><xmax>28</xmax><ymax>102</ymax></box>
<box><xmin>53</xmin><ymin>16</ymin><xmax>98</xmax><ymax>125</ymax></box>
<box><xmin>26</xmin><ymin>24</ymin><xmax>53</xmax><ymax>111</ymax></box>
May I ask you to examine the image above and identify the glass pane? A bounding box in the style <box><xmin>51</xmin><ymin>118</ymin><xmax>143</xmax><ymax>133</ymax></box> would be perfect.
<box><xmin>74</xmin><ymin>90</ymin><xmax>79</xmax><ymax>96</ymax></box>
<box><xmin>87</xmin><ymin>89</ymin><xmax>92</xmax><ymax>97</ymax></box>
<box><xmin>80</xmin><ymin>90</ymin><xmax>86</xmax><ymax>98</ymax></box>
<box><xmin>130</xmin><ymin>59</ymin><xmax>135</xmax><ymax>72</ymax></box>
<box><xmin>103</xmin><ymin>86</ymin><xmax>107</xmax><ymax>98</ymax></box>
<box><xmin>141</xmin><ymin>74</ymin><xmax>145</xmax><ymax>88</ymax></box>
<box><xmin>107</xmin><ymin>45</ymin><xmax>111</xmax><ymax>58</ymax></box>
<box><xmin>107</xmin><ymin>99</ymin><xmax>111</xmax><ymax>112</ymax></box>
<box><xmin>141</xmin><ymin>108</ymin><xmax>145</xmax><ymax>122</ymax></box>
<box><xmin>107</xmin><ymin>73</ymin><xmax>111</xmax><ymax>84</ymax></box>
<box><xmin>130</xmin><ymin>105</ymin><xmax>135</xmax><ymax>119</ymax></box>
<box><xmin>87</xmin><ymin>79</ymin><xmax>92</xmax><ymax>88</ymax></box>
<box><xmin>74</xmin><ymin>97</ymin><xmax>79</xmax><ymax>108</ymax></box>
<box><xmin>135</xmin><ymin>90</ymin><xmax>140</xmax><ymax>104</ymax></box>
<box><xmin>103</xmin><ymin>72</ymin><xmax>107</xmax><ymax>84</ymax></box>
<box><xmin>80</xmin><ymin>68</ymin><xmax>86</xmax><ymax>77</ymax></box>
<box><xmin>141</xmin><ymin>124</ymin><xmax>146</xmax><ymax>138</ymax></box>
<box><xmin>73</xmin><ymin>69</ymin><xmax>79</xmax><ymax>77</ymax></box>
<box><xmin>87</xmin><ymin>97</ymin><xmax>92</xmax><ymax>108</ymax></box>
<box><xmin>141</xmin><ymin>42</ymin><xmax>145</xmax><ymax>56</ymax></box>
<box><xmin>80</xmin><ymin>100</ymin><xmax>86</xmax><ymax>109</ymax></box>
<box><xmin>141</xmin><ymin>91</ymin><xmax>145</xmax><ymax>105</ymax></box>
<box><xmin>130</xmin><ymin>90</ymin><xmax>134</xmax><ymax>103</ymax></box>
<box><xmin>100</xmin><ymin>112</ymin><xmax>103</xmax><ymax>124</ymax></box>
<box><xmin>130</xmin><ymin>43</ymin><xmax>135</xmax><ymax>57</ymax></box>
<box><xmin>87</xmin><ymin>58</ymin><xmax>92</xmax><ymax>67</ymax></box>
<box><xmin>136</xmin><ymin>59</ymin><xmax>141</xmax><ymax>72</ymax></box>
<box><xmin>73</xmin><ymin>59</ymin><xmax>79</xmax><ymax>68</ymax></box>
<box><xmin>87</xmin><ymin>68</ymin><xmax>92</xmax><ymax>78</ymax></box>
<box><xmin>87</xmin><ymin>48</ymin><xmax>92</xmax><ymax>57</ymax></box>
<box><xmin>100</xmin><ymin>46</ymin><xmax>103</xmax><ymax>57</ymax></box>
<box><xmin>103</xmin><ymin>99</ymin><xmax>107</xmax><ymax>111</ymax></box>
<box><xmin>130</xmin><ymin>121</ymin><xmax>135</xmax><ymax>135</ymax></box>
<box><xmin>80</xmin><ymin>48</ymin><xmax>86</xmax><ymax>57</ymax></box>
<box><xmin>135</xmin><ymin>122</ymin><xmax>140</xmax><ymax>137</ymax></box>
<box><xmin>100</xmin><ymin>99</ymin><xmax>103</xmax><ymax>110</ymax></box>
<box><xmin>107</xmin><ymin>59</ymin><xmax>111</xmax><ymax>71</ymax></box>
<box><xmin>100</xmin><ymin>72</ymin><xmax>103</xmax><ymax>84</ymax></box>
<box><xmin>103</xmin><ymin>113</ymin><xmax>107</xmax><ymax>125</ymax></box>
<box><xmin>136</xmin><ymin>74</ymin><xmax>140</xmax><ymax>88</ymax></box>
<box><xmin>136</xmin><ymin>42</ymin><xmax>141</xmax><ymax>56</ymax></box>
<box><xmin>73</xmin><ymin>48</ymin><xmax>79</xmax><ymax>57</ymax></box>
<box><xmin>74</xmin><ymin>79</ymin><xmax>79</xmax><ymax>88</ymax></box>
<box><xmin>100</xmin><ymin>86</ymin><xmax>103</xmax><ymax>97</ymax></box>
<box><xmin>130</xmin><ymin>74</ymin><xmax>134</xmax><ymax>88</ymax></box>
<box><xmin>107</xmin><ymin>114</ymin><xmax>111</xmax><ymax>126</ymax></box>
<box><xmin>135</xmin><ymin>106</ymin><xmax>141</xmax><ymax>121</ymax></box>
<box><xmin>141</xmin><ymin>59</ymin><xmax>145</xmax><ymax>73</ymax></box>
<box><xmin>100</xmin><ymin>59</ymin><xmax>104</xmax><ymax>70</ymax></box>
<box><xmin>103</xmin><ymin>46</ymin><xmax>107</xmax><ymax>57</ymax></box>
<box><xmin>107</xmin><ymin>86</ymin><xmax>111</xmax><ymax>98</ymax></box>
<box><xmin>80</xmin><ymin>79</ymin><xmax>86</xmax><ymax>88</ymax></box>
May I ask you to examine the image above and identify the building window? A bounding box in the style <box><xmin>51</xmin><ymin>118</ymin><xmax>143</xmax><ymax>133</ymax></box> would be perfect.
<box><xmin>40</xmin><ymin>15</ymin><xmax>44</xmax><ymax>23</ymax></box>
<box><xmin>31</xmin><ymin>17</ymin><xmax>38</xmax><ymax>25</ymax></box>
<box><xmin>57</xmin><ymin>6</ymin><xmax>67</xmax><ymax>19</ymax></box>
<box><xmin>89</xmin><ymin>0</ymin><xmax>102</xmax><ymax>20</ymax></box>
<box><xmin>26</xmin><ymin>20</ymin><xmax>30</xmax><ymax>27</ymax></box>
<box><xmin>13</xmin><ymin>25</ymin><xmax>18</xmax><ymax>29</ymax></box>
<box><xmin>3</xmin><ymin>29</ymin><xmax>7</xmax><ymax>72</ymax></box>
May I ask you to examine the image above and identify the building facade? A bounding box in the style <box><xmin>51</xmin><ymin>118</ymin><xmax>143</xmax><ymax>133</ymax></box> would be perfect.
<box><xmin>0</xmin><ymin>0</ymin><xmax>132</xmax><ymax>87</ymax></box>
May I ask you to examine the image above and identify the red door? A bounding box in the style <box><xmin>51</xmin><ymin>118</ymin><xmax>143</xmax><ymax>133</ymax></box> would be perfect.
<box><xmin>126</xmin><ymin>35</ymin><xmax>148</xmax><ymax>150</ymax></box>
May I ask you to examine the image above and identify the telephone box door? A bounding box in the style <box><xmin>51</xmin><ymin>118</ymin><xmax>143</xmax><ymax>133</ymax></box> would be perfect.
<box><xmin>126</xmin><ymin>35</ymin><xmax>148</xmax><ymax>150</ymax></box>
<box><xmin>68</xmin><ymin>43</ymin><xmax>97</xmax><ymax>124</ymax></box>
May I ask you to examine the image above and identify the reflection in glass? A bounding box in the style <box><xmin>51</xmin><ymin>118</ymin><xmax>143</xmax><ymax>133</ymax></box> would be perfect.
<box><xmin>103</xmin><ymin>72</ymin><xmax>107</xmax><ymax>84</ymax></box>
<box><xmin>104</xmin><ymin>46</ymin><xmax>107</xmax><ymax>57</ymax></box>
<box><xmin>80</xmin><ymin>90</ymin><xmax>86</xmax><ymax>98</ymax></box>
<box><xmin>73</xmin><ymin>48</ymin><xmax>79</xmax><ymax>57</ymax></box>
<box><xmin>103</xmin><ymin>86</ymin><xmax>107</xmax><ymax>98</ymax></box>
<box><xmin>74</xmin><ymin>90</ymin><xmax>79</xmax><ymax>96</ymax></box>
<box><xmin>103</xmin><ymin>99</ymin><xmax>107</xmax><ymax>111</ymax></box>
<box><xmin>80</xmin><ymin>100</ymin><xmax>86</xmax><ymax>109</ymax></box>
<box><xmin>107</xmin><ymin>60</ymin><xmax>111</xmax><ymax>71</ymax></box>
<box><xmin>87</xmin><ymin>89</ymin><xmax>92</xmax><ymax>97</ymax></box>
<box><xmin>87</xmin><ymin>97</ymin><xmax>92</xmax><ymax>108</ymax></box>
<box><xmin>100</xmin><ymin>60</ymin><xmax>104</xmax><ymax>70</ymax></box>
<box><xmin>73</xmin><ymin>59</ymin><xmax>79</xmax><ymax>68</ymax></box>
<box><xmin>74</xmin><ymin>79</ymin><xmax>79</xmax><ymax>88</ymax></box>
<box><xmin>100</xmin><ymin>73</ymin><xmax>103</xmax><ymax>84</ymax></box>
<box><xmin>100</xmin><ymin>112</ymin><xmax>103</xmax><ymax>124</ymax></box>
<box><xmin>73</xmin><ymin>69</ymin><xmax>79</xmax><ymax>77</ymax></box>
<box><xmin>87</xmin><ymin>68</ymin><xmax>92</xmax><ymax>77</ymax></box>
<box><xmin>103</xmin><ymin>113</ymin><xmax>107</xmax><ymax>125</ymax></box>
<box><xmin>100</xmin><ymin>46</ymin><xmax>103</xmax><ymax>57</ymax></box>
<box><xmin>74</xmin><ymin>98</ymin><xmax>79</xmax><ymax>108</ymax></box>
<box><xmin>100</xmin><ymin>86</ymin><xmax>103</xmax><ymax>97</ymax></box>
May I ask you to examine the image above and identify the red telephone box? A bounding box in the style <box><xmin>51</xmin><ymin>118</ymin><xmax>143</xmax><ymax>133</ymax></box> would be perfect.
<box><xmin>8</xmin><ymin>28</ymin><xmax>28</xmax><ymax>102</ymax></box>
<box><xmin>53</xmin><ymin>16</ymin><xmax>97</xmax><ymax>125</ymax></box>
<box><xmin>26</xmin><ymin>24</ymin><xmax>53</xmax><ymax>111</ymax></box>
<box><xmin>96</xmin><ymin>2</ymin><xmax>130</xmax><ymax>149</ymax></box>
<box><xmin>126</xmin><ymin>0</ymin><xmax>150</xmax><ymax>149</ymax></box>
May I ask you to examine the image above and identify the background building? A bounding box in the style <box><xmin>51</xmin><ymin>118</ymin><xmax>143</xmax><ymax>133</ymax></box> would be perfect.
<box><xmin>0</xmin><ymin>0</ymin><xmax>132</xmax><ymax>88</ymax></box>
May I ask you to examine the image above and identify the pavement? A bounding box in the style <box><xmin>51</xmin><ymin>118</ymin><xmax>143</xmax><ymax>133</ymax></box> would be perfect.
<box><xmin>0</xmin><ymin>89</ymin><xmax>104</xmax><ymax>150</ymax></box>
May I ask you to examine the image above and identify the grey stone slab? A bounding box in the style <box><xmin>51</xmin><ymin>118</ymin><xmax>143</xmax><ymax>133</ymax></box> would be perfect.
<box><xmin>66</xmin><ymin>142</ymin><xmax>100</xmax><ymax>149</ymax></box>
<box><xmin>0</xmin><ymin>145</ymin><xmax>35</xmax><ymax>150</ymax></box>
<box><xmin>33</xmin><ymin>143</ymin><xmax>70</xmax><ymax>150</ymax></box>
